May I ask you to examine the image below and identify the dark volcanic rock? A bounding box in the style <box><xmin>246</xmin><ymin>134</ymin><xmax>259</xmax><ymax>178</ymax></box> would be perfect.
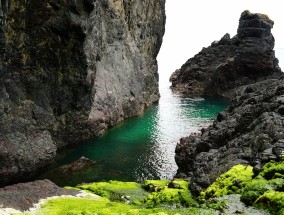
<box><xmin>0</xmin><ymin>0</ymin><xmax>166</xmax><ymax>186</ymax></box>
<box><xmin>0</xmin><ymin>179</ymin><xmax>79</xmax><ymax>211</ymax></box>
<box><xmin>175</xmin><ymin>78</ymin><xmax>284</xmax><ymax>195</ymax></box>
<box><xmin>170</xmin><ymin>10</ymin><xmax>282</xmax><ymax>98</ymax></box>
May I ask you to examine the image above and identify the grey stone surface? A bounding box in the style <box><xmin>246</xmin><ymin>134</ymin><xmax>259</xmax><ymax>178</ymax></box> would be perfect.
<box><xmin>175</xmin><ymin>78</ymin><xmax>284</xmax><ymax>195</ymax></box>
<box><xmin>0</xmin><ymin>179</ymin><xmax>79</xmax><ymax>211</ymax></box>
<box><xmin>0</xmin><ymin>0</ymin><xmax>166</xmax><ymax>186</ymax></box>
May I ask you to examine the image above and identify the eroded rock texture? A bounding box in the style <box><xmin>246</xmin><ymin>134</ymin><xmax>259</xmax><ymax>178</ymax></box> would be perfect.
<box><xmin>170</xmin><ymin>10</ymin><xmax>282</xmax><ymax>98</ymax></box>
<box><xmin>174</xmin><ymin>11</ymin><xmax>284</xmax><ymax>195</ymax></box>
<box><xmin>0</xmin><ymin>0</ymin><xmax>165</xmax><ymax>186</ymax></box>
<box><xmin>175</xmin><ymin>78</ymin><xmax>284</xmax><ymax>195</ymax></box>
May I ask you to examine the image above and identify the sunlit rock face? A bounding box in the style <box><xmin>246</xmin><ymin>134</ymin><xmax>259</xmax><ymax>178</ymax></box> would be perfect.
<box><xmin>0</xmin><ymin>0</ymin><xmax>166</xmax><ymax>186</ymax></box>
<box><xmin>170</xmin><ymin>10</ymin><xmax>282</xmax><ymax>98</ymax></box>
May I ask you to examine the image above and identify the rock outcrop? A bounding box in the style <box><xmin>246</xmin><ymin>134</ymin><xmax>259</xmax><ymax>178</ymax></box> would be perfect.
<box><xmin>0</xmin><ymin>0</ymin><xmax>166</xmax><ymax>186</ymax></box>
<box><xmin>173</xmin><ymin>11</ymin><xmax>284</xmax><ymax>195</ymax></box>
<box><xmin>170</xmin><ymin>10</ymin><xmax>282</xmax><ymax>98</ymax></box>
<box><xmin>175</xmin><ymin>78</ymin><xmax>284</xmax><ymax>195</ymax></box>
<box><xmin>0</xmin><ymin>179</ymin><xmax>79</xmax><ymax>211</ymax></box>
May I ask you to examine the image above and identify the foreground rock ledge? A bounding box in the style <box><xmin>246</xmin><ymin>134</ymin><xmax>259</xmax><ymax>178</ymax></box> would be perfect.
<box><xmin>170</xmin><ymin>10</ymin><xmax>281</xmax><ymax>98</ymax></box>
<box><xmin>0</xmin><ymin>180</ymin><xmax>79</xmax><ymax>211</ymax></box>
<box><xmin>0</xmin><ymin>0</ymin><xmax>166</xmax><ymax>186</ymax></box>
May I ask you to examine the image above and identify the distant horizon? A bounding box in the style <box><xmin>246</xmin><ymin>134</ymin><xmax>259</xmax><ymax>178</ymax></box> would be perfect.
<box><xmin>158</xmin><ymin>0</ymin><xmax>284</xmax><ymax>81</ymax></box>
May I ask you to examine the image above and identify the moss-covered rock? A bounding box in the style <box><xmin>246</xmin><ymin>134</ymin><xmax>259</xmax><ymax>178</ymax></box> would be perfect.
<box><xmin>259</xmin><ymin>161</ymin><xmax>284</xmax><ymax>180</ymax></box>
<box><xmin>198</xmin><ymin>165</ymin><xmax>253</xmax><ymax>201</ymax></box>
<box><xmin>13</xmin><ymin>180</ymin><xmax>213</xmax><ymax>215</ymax></box>
<box><xmin>240</xmin><ymin>178</ymin><xmax>270</xmax><ymax>205</ymax></box>
<box><xmin>74</xmin><ymin>180</ymin><xmax>148</xmax><ymax>203</ymax></box>
<box><xmin>255</xmin><ymin>191</ymin><xmax>284</xmax><ymax>215</ymax></box>
<box><xmin>142</xmin><ymin>180</ymin><xmax>198</xmax><ymax>208</ymax></box>
<box><xmin>238</xmin><ymin>161</ymin><xmax>284</xmax><ymax>214</ymax></box>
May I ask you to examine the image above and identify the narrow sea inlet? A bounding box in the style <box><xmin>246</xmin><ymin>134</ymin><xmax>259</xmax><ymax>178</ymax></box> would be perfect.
<box><xmin>38</xmin><ymin>81</ymin><xmax>229</xmax><ymax>186</ymax></box>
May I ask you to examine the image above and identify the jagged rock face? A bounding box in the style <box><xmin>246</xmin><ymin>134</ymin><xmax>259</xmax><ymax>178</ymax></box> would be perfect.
<box><xmin>175</xmin><ymin>77</ymin><xmax>284</xmax><ymax>195</ymax></box>
<box><xmin>170</xmin><ymin>10</ymin><xmax>282</xmax><ymax>98</ymax></box>
<box><xmin>0</xmin><ymin>0</ymin><xmax>166</xmax><ymax>186</ymax></box>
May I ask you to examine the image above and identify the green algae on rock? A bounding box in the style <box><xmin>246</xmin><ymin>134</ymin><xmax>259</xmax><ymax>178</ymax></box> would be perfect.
<box><xmin>142</xmin><ymin>180</ymin><xmax>198</xmax><ymax>208</ymax></box>
<box><xmin>197</xmin><ymin>161</ymin><xmax>284</xmax><ymax>214</ymax></box>
<box><xmin>255</xmin><ymin>191</ymin><xmax>284</xmax><ymax>215</ymax></box>
<box><xmin>15</xmin><ymin>180</ymin><xmax>215</xmax><ymax>215</ymax></box>
<box><xmin>199</xmin><ymin>165</ymin><xmax>254</xmax><ymax>201</ymax></box>
<box><xmin>239</xmin><ymin>161</ymin><xmax>284</xmax><ymax>214</ymax></box>
<box><xmin>74</xmin><ymin>180</ymin><xmax>148</xmax><ymax>203</ymax></box>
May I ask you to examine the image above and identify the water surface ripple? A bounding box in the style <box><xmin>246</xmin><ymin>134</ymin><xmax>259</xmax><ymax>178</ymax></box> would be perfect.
<box><xmin>45</xmin><ymin>81</ymin><xmax>229</xmax><ymax>186</ymax></box>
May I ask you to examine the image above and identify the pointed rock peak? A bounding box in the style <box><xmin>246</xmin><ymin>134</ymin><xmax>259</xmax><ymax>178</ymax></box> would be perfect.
<box><xmin>238</xmin><ymin>10</ymin><xmax>274</xmax><ymax>39</ymax></box>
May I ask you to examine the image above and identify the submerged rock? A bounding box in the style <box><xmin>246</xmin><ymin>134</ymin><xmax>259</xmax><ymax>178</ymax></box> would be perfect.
<box><xmin>0</xmin><ymin>0</ymin><xmax>166</xmax><ymax>186</ymax></box>
<box><xmin>36</xmin><ymin>156</ymin><xmax>100</xmax><ymax>187</ymax></box>
<box><xmin>170</xmin><ymin>10</ymin><xmax>282</xmax><ymax>98</ymax></box>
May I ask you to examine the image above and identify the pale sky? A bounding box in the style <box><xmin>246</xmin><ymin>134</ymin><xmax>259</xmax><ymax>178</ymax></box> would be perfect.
<box><xmin>158</xmin><ymin>0</ymin><xmax>284</xmax><ymax>82</ymax></box>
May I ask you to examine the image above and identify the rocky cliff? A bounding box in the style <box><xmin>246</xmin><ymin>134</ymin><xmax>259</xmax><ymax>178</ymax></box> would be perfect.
<box><xmin>175</xmin><ymin>78</ymin><xmax>284</xmax><ymax>195</ymax></box>
<box><xmin>170</xmin><ymin>10</ymin><xmax>281</xmax><ymax>98</ymax></box>
<box><xmin>0</xmin><ymin>0</ymin><xmax>166</xmax><ymax>186</ymax></box>
<box><xmin>173</xmin><ymin>11</ymin><xmax>284</xmax><ymax>195</ymax></box>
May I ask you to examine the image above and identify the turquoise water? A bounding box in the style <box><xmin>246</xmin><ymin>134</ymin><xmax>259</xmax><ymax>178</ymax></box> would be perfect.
<box><xmin>42</xmin><ymin>80</ymin><xmax>229</xmax><ymax>186</ymax></box>
<box><xmin>40</xmin><ymin>49</ymin><xmax>284</xmax><ymax>187</ymax></box>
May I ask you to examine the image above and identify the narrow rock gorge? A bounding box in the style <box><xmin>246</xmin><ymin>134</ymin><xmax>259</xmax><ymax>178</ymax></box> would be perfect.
<box><xmin>0</xmin><ymin>0</ymin><xmax>166</xmax><ymax>186</ymax></box>
<box><xmin>173</xmin><ymin>11</ymin><xmax>284</xmax><ymax>195</ymax></box>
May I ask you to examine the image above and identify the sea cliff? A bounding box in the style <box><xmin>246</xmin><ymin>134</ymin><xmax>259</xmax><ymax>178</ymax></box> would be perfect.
<box><xmin>0</xmin><ymin>0</ymin><xmax>166</xmax><ymax>186</ymax></box>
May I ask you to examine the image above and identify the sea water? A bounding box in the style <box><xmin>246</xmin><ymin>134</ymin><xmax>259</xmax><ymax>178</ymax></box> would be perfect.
<box><xmin>38</xmin><ymin>49</ymin><xmax>284</xmax><ymax>187</ymax></box>
<box><xmin>40</xmin><ymin>78</ymin><xmax>228</xmax><ymax>186</ymax></box>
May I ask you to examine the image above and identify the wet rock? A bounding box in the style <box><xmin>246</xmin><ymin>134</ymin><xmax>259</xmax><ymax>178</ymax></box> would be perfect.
<box><xmin>0</xmin><ymin>0</ymin><xmax>166</xmax><ymax>186</ymax></box>
<box><xmin>170</xmin><ymin>10</ymin><xmax>282</xmax><ymax>98</ymax></box>
<box><xmin>61</xmin><ymin>156</ymin><xmax>97</xmax><ymax>174</ymax></box>
<box><xmin>36</xmin><ymin>156</ymin><xmax>100</xmax><ymax>187</ymax></box>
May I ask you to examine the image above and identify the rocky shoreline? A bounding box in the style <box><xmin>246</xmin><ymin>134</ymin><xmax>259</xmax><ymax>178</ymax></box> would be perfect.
<box><xmin>172</xmin><ymin>11</ymin><xmax>284</xmax><ymax>195</ymax></box>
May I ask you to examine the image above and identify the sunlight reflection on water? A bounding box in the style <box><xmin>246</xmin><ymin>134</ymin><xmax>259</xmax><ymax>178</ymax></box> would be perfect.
<box><xmin>40</xmin><ymin>79</ymin><xmax>229</xmax><ymax>186</ymax></box>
